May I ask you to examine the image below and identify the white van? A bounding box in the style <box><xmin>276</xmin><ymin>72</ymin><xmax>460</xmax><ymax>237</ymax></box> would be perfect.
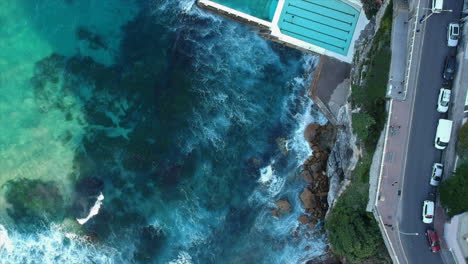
<box><xmin>434</xmin><ymin>119</ymin><xmax>453</xmax><ymax>150</ymax></box>
<box><xmin>432</xmin><ymin>0</ymin><xmax>443</xmax><ymax>13</ymax></box>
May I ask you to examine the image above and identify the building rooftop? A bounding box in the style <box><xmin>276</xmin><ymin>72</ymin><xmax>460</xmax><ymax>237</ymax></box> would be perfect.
<box><xmin>277</xmin><ymin>0</ymin><xmax>360</xmax><ymax>55</ymax></box>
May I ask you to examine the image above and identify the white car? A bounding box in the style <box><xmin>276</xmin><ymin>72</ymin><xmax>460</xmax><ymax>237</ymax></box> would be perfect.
<box><xmin>430</xmin><ymin>163</ymin><xmax>443</xmax><ymax>186</ymax></box>
<box><xmin>437</xmin><ymin>88</ymin><xmax>451</xmax><ymax>113</ymax></box>
<box><xmin>434</xmin><ymin>119</ymin><xmax>453</xmax><ymax>150</ymax></box>
<box><xmin>422</xmin><ymin>200</ymin><xmax>435</xmax><ymax>224</ymax></box>
<box><xmin>447</xmin><ymin>23</ymin><xmax>460</xmax><ymax>47</ymax></box>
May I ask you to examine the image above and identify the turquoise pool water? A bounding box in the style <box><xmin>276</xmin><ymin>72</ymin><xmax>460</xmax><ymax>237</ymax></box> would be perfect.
<box><xmin>212</xmin><ymin>0</ymin><xmax>279</xmax><ymax>21</ymax></box>
<box><xmin>278</xmin><ymin>0</ymin><xmax>360</xmax><ymax>55</ymax></box>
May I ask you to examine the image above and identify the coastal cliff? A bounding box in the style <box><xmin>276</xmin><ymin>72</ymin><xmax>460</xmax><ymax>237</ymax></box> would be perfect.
<box><xmin>326</xmin><ymin>104</ymin><xmax>359</xmax><ymax>209</ymax></box>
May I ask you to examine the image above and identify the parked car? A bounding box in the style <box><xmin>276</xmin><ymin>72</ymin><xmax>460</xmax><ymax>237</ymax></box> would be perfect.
<box><xmin>434</xmin><ymin>119</ymin><xmax>453</xmax><ymax>150</ymax></box>
<box><xmin>442</xmin><ymin>79</ymin><xmax>452</xmax><ymax>88</ymax></box>
<box><xmin>447</xmin><ymin>23</ymin><xmax>460</xmax><ymax>47</ymax></box>
<box><xmin>422</xmin><ymin>200</ymin><xmax>435</xmax><ymax>224</ymax></box>
<box><xmin>430</xmin><ymin>163</ymin><xmax>443</xmax><ymax>186</ymax></box>
<box><xmin>425</xmin><ymin>229</ymin><xmax>441</xmax><ymax>253</ymax></box>
<box><xmin>443</xmin><ymin>56</ymin><xmax>456</xmax><ymax>81</ymax></box>
<box><xmin>437</xmin><ymin>88</ymin><xmax>451</xmax><ymax>113</ymax></box>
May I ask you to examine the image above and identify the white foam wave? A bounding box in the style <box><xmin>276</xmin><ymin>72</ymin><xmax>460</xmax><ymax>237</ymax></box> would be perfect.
<box><xmin>77</xmin><ymin>193</ymin><xmax>105</xmax><ymax>225</ymax></box>
<box><xmin>0</xmin><ymin>224</ymin><xmax>124</xmax><ymax>264</ymax></box>
<box><xmin>258</xmin><ymin>162</ymin><xmax>286</xmax><ymax>197</ymax></box>
<box><xmin>168</xmin><ymin>251</ymin><xmax>193</xmax><ymax>264</ymax></box>
<box><xmin>0</xmin><ymin>224</ymin><xmax>12</xmax><ymax>252</ymax></box>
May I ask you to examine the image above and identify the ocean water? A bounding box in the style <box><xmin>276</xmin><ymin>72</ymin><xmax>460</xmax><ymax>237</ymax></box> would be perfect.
<box><xmin>0</xmin><ymin>0</ymin><xmax>328</xmax><ymax>263</ymax></box>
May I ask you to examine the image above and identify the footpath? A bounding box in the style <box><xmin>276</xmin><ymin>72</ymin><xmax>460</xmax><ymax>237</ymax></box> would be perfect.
<box><xmin>370</xmin><ymin>1</ymin><xmax>416</xmax><ymax>262</ymax></box>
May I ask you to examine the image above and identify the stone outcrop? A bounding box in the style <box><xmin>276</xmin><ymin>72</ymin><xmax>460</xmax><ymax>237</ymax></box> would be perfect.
<box><xmin>272</xmin><ymin>199</ymin><xmax>291</xmax><ymax>217</ymax></box>
<box><xmin>276</xmin><ymin>199</ymin><xmax>291</xmax><ymax>213</ymax></box>
<box><xmin>299</xmin><ymin>122</ymin><xmax>336</xmax><ymax>220</ymax></box>
<box><xmin>326</xmin><ymin>104</ymin><xmax>358</xmax><ymax>209</ymax></box>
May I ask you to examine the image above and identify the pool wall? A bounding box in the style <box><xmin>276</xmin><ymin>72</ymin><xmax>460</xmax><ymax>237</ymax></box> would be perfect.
<box><xmin>198</xmin><ymin>0</ymin><xmax>272</xmax><ymax>29</ymax></box>
<box><xmin>197</xmin><ymin>0</ymin><xmax>369</xmax><ymax>63</ymax></box>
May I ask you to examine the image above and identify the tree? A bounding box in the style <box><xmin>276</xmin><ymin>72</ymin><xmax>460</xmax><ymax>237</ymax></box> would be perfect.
<box><xmin>352</xmin><ymin>113</ymin><xmax>376</xmax><ymax>141</ymax></box>
<box><xmin>361</xmin><ymin>0</ymin><xmax>380</xmax><ymax>19</ymax></box>
<box><xmin>325</xmin><ymin>201</ymin><xmax>381</xmax><ymax>261</ymax></box>
<box><xmin>440</xmin><ymin>164</ymin><xmax>468</xmax><ymax>217</ymax></box>
<box><xmin>456</xmin><ymin>123</ymin><xmax>468</xmax><ymax>158</ymax></box>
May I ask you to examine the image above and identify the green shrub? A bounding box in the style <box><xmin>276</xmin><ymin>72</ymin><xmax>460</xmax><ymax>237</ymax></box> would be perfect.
<box><xmin>456</xmin><ymin>123</ymin><xmax>468</xmax><ymax>158</ymax></box>
<box><xmin>362</xmin><ymin>0</ymin><xmax>380</xmax><ymax>19</ymax></box>
<box><xmin>4</xmin><ymin>178</ymin><xmax>64</xmax><ymax>225</ymax></box>
<box><xmin>440</xmin><ymin>164</ymin><xmax>468</xmax><ymax>217</ymax></box>
<box><xmin>352</xmin><ymin>113</ymin><xmax>376</xmax><ymax>141</ymax></box>
<box><xmin>326</xmin><ymin>197</ymin><xmax>381</xmax><ymax>260</ymax></box>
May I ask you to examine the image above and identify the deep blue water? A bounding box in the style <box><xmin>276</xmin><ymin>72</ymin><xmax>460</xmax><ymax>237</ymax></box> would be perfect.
<box><xmin>0</xmin><ymin>0</ymin><xmax>327</xmax><ymax>263</ymax></box>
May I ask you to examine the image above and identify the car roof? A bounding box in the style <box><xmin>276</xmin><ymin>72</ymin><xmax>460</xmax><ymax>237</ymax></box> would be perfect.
<box><xmin>424</xmin><ymin>200</ymin><xmax>435</xmax><ymax>212</ymax></box>
<box><xmin>442</xmin><ymin>91</ymin><xmax>451</xmax><ymax>100</ymax></box>
<box><xmin>427</xmin><ymin>229</ymin><xmax>439</xmax><ymax>241</ymax></box>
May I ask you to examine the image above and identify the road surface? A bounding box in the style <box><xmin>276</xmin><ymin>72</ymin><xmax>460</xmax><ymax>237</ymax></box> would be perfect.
<box><xmin>398</xmin><ymin>0</ymin><xmax>463</xmax><ymax>263</ymax></box>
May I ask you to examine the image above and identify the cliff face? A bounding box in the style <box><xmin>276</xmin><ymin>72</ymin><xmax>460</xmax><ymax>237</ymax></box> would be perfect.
<box><xmin>326</xmin><ymin>104</ymin><xmax>358</xmax><ymax>208</ymax></box>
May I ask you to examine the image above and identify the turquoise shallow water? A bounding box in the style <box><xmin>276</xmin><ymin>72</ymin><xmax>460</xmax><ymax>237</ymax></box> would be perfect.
<box><xmin>0</xmin><ymin>0</ymin><xmax>327</xmax><ymax>263</ymax></box>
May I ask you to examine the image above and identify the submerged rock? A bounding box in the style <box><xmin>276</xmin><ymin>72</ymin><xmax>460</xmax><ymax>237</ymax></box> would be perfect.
<box><xmin>275</xmin><ymin>199</ymin><xmax>291</xmax><ymax>213</ymax></box>
<box><xmin>271</xmin><ymin>209</ymin><xmax>280</xmax><ymax>218</ymax></box>
<box><xmin>134</xmin><ymin>225</ymin><xmax>166</xmax><ymax>263</ymax></box>
<box><xmin>4</xmin><ymin>178</ymin><xmax>65</xmax><ymax>225</ymax></box>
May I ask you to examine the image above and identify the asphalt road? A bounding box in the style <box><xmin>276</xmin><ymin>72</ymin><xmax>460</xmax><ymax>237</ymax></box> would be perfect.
<box><xmin>398</xmin><ymin>1</ymin><xmax>463</xmax><ymax>263</ymax></box>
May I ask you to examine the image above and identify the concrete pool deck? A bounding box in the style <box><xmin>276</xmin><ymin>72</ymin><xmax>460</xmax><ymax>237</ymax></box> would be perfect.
<box><xmin>197</xmin><ymin>0</ymin><xmax>368</xmax><ymax>63</ymax></box>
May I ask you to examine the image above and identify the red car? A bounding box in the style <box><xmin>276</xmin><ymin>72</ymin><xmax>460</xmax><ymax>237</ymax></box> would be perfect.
<box><xmin>426</xmin><ymin>229</ymin><xmax>441</xmax><ymax>253</ymax></box>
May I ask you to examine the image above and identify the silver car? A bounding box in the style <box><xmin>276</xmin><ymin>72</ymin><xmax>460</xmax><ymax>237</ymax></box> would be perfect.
<box><xmin>447</xmin><ymin>23</ymin><xmax>460</xmax><ymax>47</ymax></box>
<box><xmin>430</xmin><ymin>163</ymin><xmax>443</xmax><ymax>186</ymax></box>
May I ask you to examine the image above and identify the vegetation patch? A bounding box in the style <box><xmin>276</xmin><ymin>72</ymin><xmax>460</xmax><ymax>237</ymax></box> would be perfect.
<box><xmin>351</xmin><ymin>5</ymin><xmax>392</xmax><ymax>152</ymax></box>
<box><xmin>326</xmin><ymin>185</ymin><xmax>382</xmax><ymax>261</ymax></box>
<box><xmin>362</xmin><ymin>0</ymin><xmax>380</xmax><ymax>19</ymax></box>
<box><xmin>456</xmin><ymin>122</ymin><xmax>468</xmax><ymax>160</ymax></box>
<box><xmin>440</xmin><ymin>163</ymin><xmax>468</xmax><ymax>217</ymax></box>
<box><xmin>325</xmin><ymin>3</ymin><xmax>392</xmax><ymax>263</ymax></box>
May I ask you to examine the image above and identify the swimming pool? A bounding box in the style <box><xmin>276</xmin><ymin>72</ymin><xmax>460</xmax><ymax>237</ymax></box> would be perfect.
<box><xmin>212</xmin><ymin>0</ymin><xmax>279</xmax><ymax>21</ymax></box>
<box><xmin>278</xmin><ymin>0</ymin><xmax>360</xmax><ymax>55</ymax></box>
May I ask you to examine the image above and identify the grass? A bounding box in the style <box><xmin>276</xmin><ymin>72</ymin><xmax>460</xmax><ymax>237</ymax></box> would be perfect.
<box><xmin>325</xmin><ymin>2</ymin><xmax>393</xmax><ymax>263</ymax></box>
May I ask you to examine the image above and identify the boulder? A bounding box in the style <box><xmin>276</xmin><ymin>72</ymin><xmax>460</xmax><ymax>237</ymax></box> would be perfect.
<box><xmin>304</xmin><ymin>123</ymin><xmax>321</xmax><ymax>144</ymax></box>
<box><xmin>298</xmin><ymin>215</ymin><xmax>311</xmax><ymax>225</ymax></box>
<box><xmin>276</xmin><ymin>199</ymin><xmax>292</xmax><ymax>213</ymax></box>
<box><xmin>301</xmin><ymin>170</ymin><xmax>313</xmax><ymax>184</ymax></box>
<box><xmin>300</xmin><ymin>188</ymin><xmax>316</xmax><ymax>210</ymax></box>
<box><xmin>271</xmin><ymin>209</ymin><xmax>280</xmax><ymax>218</ymax></box>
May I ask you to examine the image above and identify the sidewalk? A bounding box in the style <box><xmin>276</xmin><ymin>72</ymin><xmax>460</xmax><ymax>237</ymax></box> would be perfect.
<box><xmin>372</xmin><ymin>0</ymin><xmax>426</xmax><ymax>263</ymax></box>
